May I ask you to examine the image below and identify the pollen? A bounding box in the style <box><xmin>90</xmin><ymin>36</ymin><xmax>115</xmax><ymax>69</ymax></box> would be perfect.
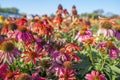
<box><xmin>106</xmin><ymin>41</ymin><xmax>115</xmax><ymax>49</ymax></box>
<box><xmin>101</xmin><ymin>22</ymin><xmax>112</xmax><ymax>29</ymax></box>
<box><xmin>0</xmin><ymin>41</ymin><xmax>15</xmax><ymax>52</ymax></box>
<box><xmin>63</xmin><ymin>61</ymin><xmax>73</xmax><ymax>69</ymax></box>
<box><xmin>17</xmin><ymin>73</ymin><xmax>30</xmax><ymax>80</ymax></box>
<box><xmin>80</xmin><ymin>30</ymin><xmax>86</xmax><ymax>35</ymax></box>
<box><xmin>18</xmin><ymin>26</ymin><xmax>27</xmax><ymax>32</ymax></box>
<box><xmin>28</xmin><ymin>52</ymin><xmax>38</xmax><ymax>59</ymax></box>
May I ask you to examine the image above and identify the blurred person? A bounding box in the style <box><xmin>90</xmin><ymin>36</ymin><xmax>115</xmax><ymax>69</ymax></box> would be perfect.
<box><xmin>63</xmin><ymin>9</ymin><xmax>69</xmax><ymax>18</ymax></box>
<box><xmin>70</xmin><ymin>5</ymin><xmax>79</xmax><ymax>21</ymax></box>
<box><xmin>56</xmin><ymin>4</ymin><xmax>63</xmax><ymax>16</ymax></box>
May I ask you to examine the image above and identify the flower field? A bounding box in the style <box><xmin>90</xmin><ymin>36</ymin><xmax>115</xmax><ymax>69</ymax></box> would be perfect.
<box><xmin>0</xmin><ymin>5</ymin><xmax>120</xmax><ymax>80</ymax></box>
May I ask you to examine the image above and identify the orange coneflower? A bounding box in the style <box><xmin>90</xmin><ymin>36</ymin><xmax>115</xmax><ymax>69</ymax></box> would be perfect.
<box><xmin>22</xmin><ymin>45</ymin><xmax>44</xmax><ymax>65</ymax></box>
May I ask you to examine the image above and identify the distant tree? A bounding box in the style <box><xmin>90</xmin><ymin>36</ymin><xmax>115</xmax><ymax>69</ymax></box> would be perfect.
<box><xmin>0</xmin><ymin>7</ymin><xmax>19</xmax><ymax>14</ymax></box>
<box><xmin>81</xmin><ymin>9</ymin><xmax>104</xmax><ymax>19</ymax></box>
<box><xmin>9</xmin><ymin>7</ymin><xmax>19</xmax><ymax>14</ymax></box>
<box><xmin>50</xmin><ymin>13</ymin><xmax>55</xmax><ymax>18</ymax></box>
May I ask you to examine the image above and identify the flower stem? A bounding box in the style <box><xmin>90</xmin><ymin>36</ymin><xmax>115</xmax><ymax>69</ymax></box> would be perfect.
<box><xmin>88</xmin><ymin>45</ymin><xmax>94</xmax><ymax>66</ymax></box>
<box><xmin>89</xmin><ymin>50</ymin><xmax>94</xmax><ymax>66</ymax></box>
<box><xmin>100</xmin><ymin>58</ymin><xmax>106</xmax><ymax>71</ymax></box>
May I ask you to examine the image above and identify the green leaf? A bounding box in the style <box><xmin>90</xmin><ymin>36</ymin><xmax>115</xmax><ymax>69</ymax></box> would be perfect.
<box><xmin>110</xmin><ymin>66</ymin><xmax>120</xmax><ymax>74</ymax></box>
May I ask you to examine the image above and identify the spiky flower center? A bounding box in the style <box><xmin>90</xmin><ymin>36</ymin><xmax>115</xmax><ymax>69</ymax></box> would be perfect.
<box><xmin>99</xmin><ymin>48</ymin><xmax>106</xmax><ymax>53</ymax></box>
<box><xmin>17</xmin><ymin>73</ymin><xmax>30</xmax><ymax>80</ymax></box>
<box><xmin>6</xmin><ymin>72</ymin><xmax>14</xmax><ymax>79</ymax></box>
<box><xmin>94</xmin><ymin>76</ymin><xmax>100</xmax><ymax>80</ymax></box>
<box><xmin>40</xmin><ymin>58</ymin><xmax>50</xmax><ymax>68</ymax></box>
<box><xmin>54</xmin><ymin>33</ymin><xmax>61</xmax><ymax>38</ymax></box>
<box><xmin>28</xmin><ymin>52</ymin><xmax>37</xmax><ymax>59</ymax></box>
<box><xmin>101</xmin><ymin>22</ymin><xmax>112</xmax><ymax>29</ymax></box>
<box><xmin>60</xmin><ymin>48</ymin><xmax>65</xmax><ymax>54</ymax></box>
<box><xmin>19</xmin><ymin>27</ymin><xmax>27</xmax><ymax>32</ymax></box>
<box><xmin>84</xmin><ymin>38</ymin><xmax>93</xmax><ymax>45</ymax></box>
<box><xmin>63</xmin><ymin>61</ymin><xmax>72</xmax><ymax>69</ymax></box>
<box><xmin>115</xmin><ymin>26</ymin><xmax>120</xmax><ymax>32</ymax></box>
<box><xmin>64</xmin><ymin>74</ymin><xmax>68</xmax><ymax>79</ymax></box>
<box><xmin>106</xmin><ymin>42</ymin><xmax>115</xmax><ymax>49</ymax></box>
<box><xmin>0</xmin><ymin>41</ymin><xmax>15</xmax><ymax>52</ymax></box>
<box><xmin>80</xmin><ymin>30</ymin><xmax>86</xmax><ymax>35</ymax></box>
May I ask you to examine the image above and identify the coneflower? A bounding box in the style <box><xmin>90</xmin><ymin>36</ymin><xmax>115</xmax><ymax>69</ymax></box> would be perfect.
<box><xmin>98</xmin><ymin>41</ymin><xmax>119</xmax><ymax>60</ymax></box>
<box><xmin>0</xmin><ymin>40</ymin><xmax>21</xmax><ymax>64</ymax></box>
<box><xmin>114</xmin><ymin>25</ymin><xmax>120</xmax><ymax>40</ymax></box>
<box><xmin>16</xmin><ymin>73</ymin><xmax>31</xmax><ymax>80</ymax></box>
<box><xmin>85</xmin><ymin>70</ymin><xmax>106</xmax><ymax>80</ymax></box>
<box><xmin>58</xmin><ymin>68</ymin><xmax>76</xmax><ymax>80</ymax></box>
<box><xmin>75</xmin><ymin>28</ymin><xmax>92</xmax><ymax>42</ymax></box>
<box><xmin>15</xmin><ymin>26</ymin><xmax>35</xmax><ymax>45</ymax></box>
<box><xmin>22</xmin><ymin>45</ymin><xmax>43</xmax><ymax>65</ymax></box>
<box><xmin>97</xmin><ymin>17</ymin><xmax>115</xmax><ymax>38</ymax></box>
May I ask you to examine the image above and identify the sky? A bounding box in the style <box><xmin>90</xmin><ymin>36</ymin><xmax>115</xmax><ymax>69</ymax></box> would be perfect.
<box><xmin>0</xmin><ymin>0</ymin><xmax>120</xmax><ymax>16</ymax></box>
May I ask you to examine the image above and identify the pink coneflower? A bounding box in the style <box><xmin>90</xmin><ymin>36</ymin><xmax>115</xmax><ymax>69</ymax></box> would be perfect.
<box><xmin>0</xmin><ymin>63</ymin><xmax>9</xmax><ymax>79</ymax></box>
<box><xmin>85</xmin><ymin>70</ymin><xmax>106</xmax><ymax>80</ymax></box>
<box><xmin>49</xmin><ymin>50</ymin><xmax>68</xmax><ymax>75</ymax></box>
<box><xmin>97</xmin><ymin>27</ymin><xmax>114</xmax><ymax>38</ymax></box>
<box><xmin>114</xmin><ymin>25</ymin><xmax>120</xmax><ymax>40</ymax></box>
<box><xmin>75</xmin><ymin>28</ymin><xmax>92</xmax><ymax>42</ymax></box>
<box><xmin>59</xmin><ymin>68</ymin><xmax>76</xmax><ymax>80</ymax></box>
<box><xmin>97</xmin><ymin>17</ymin><xmax>115</xmax><ymax>38</ymax></box>
<box><xmin>15</xmin><ymin>26</ymin><xmax>35</xmax><ymax>45</ymax></box>
<box><xmin>98</xmin><ymin>41</ymin><xmax>119</xmax><ymax>60</ymax></box>
<box><xmin>0</xmin><ymin>40</ymin><xmax>21</xmax><ymax>64</ymax></box>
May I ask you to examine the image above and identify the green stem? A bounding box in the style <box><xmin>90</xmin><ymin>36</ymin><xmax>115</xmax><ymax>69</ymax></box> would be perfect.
<box><xmin>88</xmin><ymin>45</ymin><xmax>94</xmax><ymax>66</ymax></box>
<box><xmin>100</xmin><ymin>58</ymin><xmax>106</xmax><ymax>71</ymax></box>
<box><xmin>89</xmin><ymin>50</ymin><xmax>94</xmax><ymax>66</ymax></box>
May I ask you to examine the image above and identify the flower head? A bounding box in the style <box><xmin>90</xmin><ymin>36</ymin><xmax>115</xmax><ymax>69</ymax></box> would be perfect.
<box><xmin>85</xmin><ymin>70</ymin><xmax>106</xmax><ymax>80</ymax></box>
<box><xmin>59</xmin><ymin>68</ymin><xmax>76</xmax><ymax>80</ymax></box>
<box><xmin>0</xmin><ymin>40</ymin><xmax>21</xmax><ymax>63</ymax></box>
<box><xmin>16</xmin><ymin>73</ymin><xmax>31</xmax><ymax>80</ymax></box>
<box><xmin>101</xmin><ymin>22</ymin><xmax>112</xmax><ymax>29</ymax></box>
<box><xmin>22</xmin><ymin>45</ymin><xmax>44</xmax><ymax>65</ymax></box>
<box><xmin>75</xmin><ymin>29</ymin><xmax>92</xmax><ymax>42</ymax></box>
<box><xmin>98</xmin><ymin>42</ymin><xmax>119</xmax><ymax>60</ymax></box>
<box><xmin>15</xmin><ymin>27</ymin><xmax>35</xmax><ymax>44</ymax></box>
<box><xmin>106</xmin><ymin>41</ymin><xmax>115</xmax><ymax>49</ymax></box>
<box><xmin>63</xmin><ymin>61</ymin><xmax>72</xmax><ymax>70</ymax></box>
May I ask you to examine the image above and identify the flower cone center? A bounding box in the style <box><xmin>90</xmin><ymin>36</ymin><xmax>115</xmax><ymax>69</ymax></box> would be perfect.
<box><xmin>0</xmin><ymin>41</ymin><xmax>14</xmax><ymax>52</ymax></box>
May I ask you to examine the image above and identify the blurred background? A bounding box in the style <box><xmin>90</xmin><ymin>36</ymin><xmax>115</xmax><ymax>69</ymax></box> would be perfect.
<box><xmin>0</xmin><ymin>0</ymin><xmax>120</xmax><ymax>18</ymax></box>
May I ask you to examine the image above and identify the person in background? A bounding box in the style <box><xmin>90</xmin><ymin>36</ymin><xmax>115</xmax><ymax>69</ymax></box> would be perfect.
<box><xmin>56</xmin><ymin>4</ymin><xmax>63</xmax><ymax>16</ymax></box>
<box><xmin>70</xmin><ymin>5</ymin><xmax>79</xmax><ymax>21</ymax></box>
<box><xmin>63</xmin><ymin>9</ymin><xmax>69</xmax><ymax>18</ymax></box>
